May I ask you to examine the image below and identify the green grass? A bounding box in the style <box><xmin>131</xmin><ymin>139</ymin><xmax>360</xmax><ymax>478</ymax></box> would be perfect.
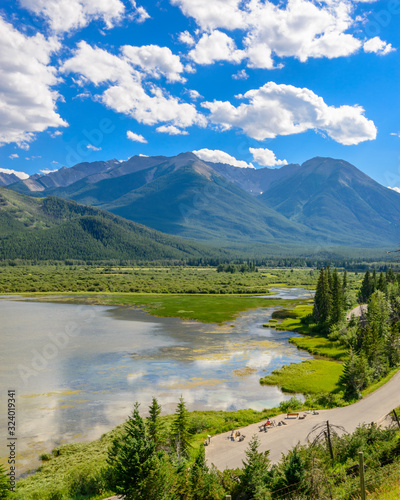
<box><xmin>289</xmin><ymin>335</ymin><xmax>349</xmax><ymax>361</ymax></box>
<box><xmin>273</xmin><ymin>303</ymin><xmax>315</xmax><ymax>334</ymax></box>
<box><xmin>27</xmin><ymin>293</ymin><xmax>301</xmax><ymax>324</ymax></box>
<box><xmin>260</xmin><ymin>359</ymin><xmax>344</xmax><ymax>394</ymax></box>
<box><xmin>367</xmin><ymin>465</ymin><xmax>400</xmax><ymax>499</ymax></box>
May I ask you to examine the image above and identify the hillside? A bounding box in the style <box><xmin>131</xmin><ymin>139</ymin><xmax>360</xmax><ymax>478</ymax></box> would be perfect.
<box><xmin>0</xmin><ymin>188</ymin><xmax>227</xmax><ymax>261</ymax></box>
<box><xmin>259</xmin><ymin>157</ymin><xmax>400</xmax><ymax>247</ymax></box>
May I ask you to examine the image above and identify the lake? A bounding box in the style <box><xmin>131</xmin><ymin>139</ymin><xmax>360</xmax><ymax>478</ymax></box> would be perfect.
<box><xmin>0</xmin><ymin>288</ymin><xmax>313</xmax><ymax>474</ymax></box>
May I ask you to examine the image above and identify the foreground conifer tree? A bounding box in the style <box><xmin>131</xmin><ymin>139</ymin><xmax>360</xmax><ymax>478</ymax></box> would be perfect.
<box><xmin>107</xmin><ymin>402</ymin><xmax>155</xmax><ymax>499</ymax></box>
<box><xmin>171</xmin><ymin>396</ymin><xmax>191</xmax><ymax>460</ymax></box>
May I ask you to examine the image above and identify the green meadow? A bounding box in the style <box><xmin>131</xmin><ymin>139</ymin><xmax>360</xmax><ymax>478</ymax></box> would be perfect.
<box><xmin>260</xmin><ymin>359</ymin><xmax>344</xmax><ymax>394</ymax></box>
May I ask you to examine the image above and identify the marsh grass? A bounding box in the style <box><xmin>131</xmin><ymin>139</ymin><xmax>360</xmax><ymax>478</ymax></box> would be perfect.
<box><xmin>260</xmin><ymin>359</ymin><xmax>344</xmax><ymax>394</ymax></box>
<box><xmin>289</xmin><ymin>335</ymin><xmax>348</xmax><ymax>361</ymax></box>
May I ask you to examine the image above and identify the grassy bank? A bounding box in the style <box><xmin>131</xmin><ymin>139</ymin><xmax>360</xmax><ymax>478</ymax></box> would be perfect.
<box><xmin>260</xmin><ymin>359</ymin><xmax>344</xmax><ymax>394</ymax></box>
<box><xmin>260</xmin><ymin>301</ymin><xmax>348</xmax><ymax>396</ymax></box>
<box><xmin>26</xmin><ymin>293</ymin><xmax>301</xmax><ymax>323</ymax></box>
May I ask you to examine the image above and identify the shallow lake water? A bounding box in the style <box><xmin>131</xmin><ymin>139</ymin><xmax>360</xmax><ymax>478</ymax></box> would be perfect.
<box><xmin>0</xmin><ymin>288</ymin><xmax>313</xmax><ymax>474</ymax></box>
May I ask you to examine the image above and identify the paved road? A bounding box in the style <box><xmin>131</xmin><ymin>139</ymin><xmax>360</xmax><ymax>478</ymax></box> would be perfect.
<box><xmin>206</xmin><ymin>369</ymin><xmax>400</xmax><ymax>469</ymax></box>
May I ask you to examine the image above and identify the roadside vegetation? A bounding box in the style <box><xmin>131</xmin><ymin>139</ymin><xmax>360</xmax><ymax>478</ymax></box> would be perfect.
<box><xmin>261</xmin><ymin>267</ymin><xmax>400</xmax><ymax>406</ymax></box>
<box><xmin>10</xmin><ymin>396</ymin><xmax>400</xmax><ymax>500</ymax></box>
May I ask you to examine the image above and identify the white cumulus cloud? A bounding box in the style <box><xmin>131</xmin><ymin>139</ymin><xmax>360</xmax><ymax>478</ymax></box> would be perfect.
<box><xmin>0</xmin><ymin>168</ymin><xmax>29</xmax><ymax>179</ymax></box>
<box><xmin>127</xmin><ymin>131</ymin><xmax>147</xmax><ymax>143</ymax></box>
<box><xmin>388</xmin><ymin>186</ymin><xmax>400</xmax><ymax>194</ymax></box>
<box><xmin>0</xmin><ymin>17</ymin><xmax>67</xmax><ymax>149</ymax></box>
<box><xmin>62</xmin><ymin>42</ymin><xmax>205</xmax><ymax>130</ymax></box>
<box><xmin>8</xmin><ymin>154</ymin><xmax>19</xmax><ymax>159</ymax></box>
<box><xmin>131</xmin><ymin>0</ymin><xmax>150</xmax><ymax>23</ymax></box>
<box><xmin>20</xmin><ymin>0</ymin><xmax>126</xmax><ymax>33</ymax></box>
<box><xmin>171</xmin><ymin>0</ymin><xmax>246</xmax><ymax>31</ymax></box>
<box><xmin>179</xmin><ymin>30</ymin><xmax>196</xmax><ymax>46</ymax></box>
<box><xmin>232</xmin><ymin>69</ymin><xmax>249</xmax><ymax>80</ymax></box>
<box><xmin>172</xmin><ymin>0</ymin><xmax>390</xmax><ymax>68</ymax></box>
<box><xmin>189</xmin><ymin>30</ymin><xmax>244</xmax><ymax>65</ymax></box>
<box><xmin>122</xmin><ymin>44</ymin><xmax>186</xmax><ymax>82</ymax></box>
<box><xmin>86</xmin><ymin>144</ymin><xmax>101</xmax><ymax>151</ymax></box>
<box><xmin>363</xmin><ymin>37</ymin><xmax>395</xmax><ymax>55</ymax></box>
<box><xmin>202</xmin><ymin>82</ymin><xmax>377</xmax><ymax>145</ymax></box>
<box><xmin>249</xmin><ymin>147</ymin><xmax>288</xmax><ymax>167</ymax></box>
<box><xmin>193</xmin><ymin>148</ymin><xmax>255</xmax><ymax>168</ymax></box>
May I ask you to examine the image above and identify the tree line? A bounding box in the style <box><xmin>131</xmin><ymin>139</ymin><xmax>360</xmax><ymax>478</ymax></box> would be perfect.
<box><xmin>313</xmin><ymin>267</ymin><xmax>400</xmax><ymax>400</ymax></box>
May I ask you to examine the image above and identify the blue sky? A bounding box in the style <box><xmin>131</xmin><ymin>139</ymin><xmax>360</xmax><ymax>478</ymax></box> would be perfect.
<box><xmin>0</xmin><ymin>0</ymin><xmax>399</xmax><ymax>188</ymax></box>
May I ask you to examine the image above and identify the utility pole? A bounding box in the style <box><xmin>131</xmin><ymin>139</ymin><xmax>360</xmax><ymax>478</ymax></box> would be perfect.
<box><xmin>326</xmin><ymin>421</ymin><xmax>334</xmax><ymax>461</ymax></box>
<box><xmin>359</xmin><ymin>451</ymin><xmax>366</xmax><ymax>500</ymax></box>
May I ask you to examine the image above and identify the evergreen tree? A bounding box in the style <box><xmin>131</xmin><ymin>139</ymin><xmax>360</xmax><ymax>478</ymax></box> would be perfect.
<box><xmin>283</xmin><ymin>448</ymin><xmax>306</xmax><ymax>491</ymax></box>
<box><xmin>313</xmin><ymin>268</ymin><xmax>332</xmax><ymax>328</ymax></box>
<box><xmin>386</xmin><ymin>268</ymin><xmax>396</xmax><ymax>283</ymax></box>
<box><xmin>107</xmin><ymin>402</ymin><xmax>156</xmax><ymax>499</ymax></box>
<box><xmin>367</xmin><ymin>290</ymin><xmax>391</xmax><ymax>340</ymax></box>
<box><xmin>147</xmin><ymin>397</ymin><xmax>164</xmax><ymax>450</ymax></box>
<box><xmin>377</xmin><ymin>272</ymin><xmax>387</xmax><ymax>294</ymax></box>
<box><xmin>359</xmin><ymin>270</ymin><xmax>372</xmax><ymax>302</ymax></box>
<box><xmin>326</xmin><ymin>266</ymin><xmax>333</xmax><ymax>296</ymax></box>
<box><xmin>331</xmin><ymin>269</ymin><xmax>343</xmax><ymax>325</ymax></box>
<box><xmin>189</xmin><ymin>445</ymin><xmax>225</xmax><ymax>500</ymax></box>
<box><xmin>140</xmin><ymin>452</ymin><xmax>178</xmax><ymax>500</ymax></box>
<box><xmin>371</xmin><ymin>269</ymin><xmax>377</xmax><ymax>294</ymax></box>
<box><xmin>342</xmin><ymin>270</ymin><xmax>347</xmax><ymax>292</ymax></box>
<box><xmin>241</xmin><ymin>435</ymin><xmax>271</xmax><ymax>499</ymax></box>
<box><xmin>340</xmin><ymin>350</ymin><xmax>371</xmax><ymax>400</ymax></box>
<box><xmin>385</xmin><ymin>325</ymin><xmax>400</xmax><ymax>367</ymax></box>
<box><xmin>171</xmin><ymin>397</ymin><xmax>191</xmax><ymax>459</ymax></box>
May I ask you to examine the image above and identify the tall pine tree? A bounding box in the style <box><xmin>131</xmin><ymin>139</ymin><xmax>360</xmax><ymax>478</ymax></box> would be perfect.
<box><xmin>107</xmin><ymin>402</ymin><xmax>156</xmax><ymax>499</ymax></box>
<box><xmin>313</xmin><ymin>268</ymin><xmax>332</xmax><ymax>329</ymax></box>
<box><xmin>359</xmin><ymin>270</ymin><xmax>372</xmax><ymax>302</ymax></box>
<box><xmin>147</xmin><ymin>397</ymin><xmax>164</xmax><ymax>450</ymax></box>
<box><xmin>171</xmin><ymin>396</ymin><xmax>191</xmax><ymax>460</ymax></box>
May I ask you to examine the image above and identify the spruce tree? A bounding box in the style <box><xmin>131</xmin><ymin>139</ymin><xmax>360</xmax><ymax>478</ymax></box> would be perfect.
<box><xmin>372</xmin><ymin>269</ymin><xmax>377</xmax><ymax>294</ymax></box>
<box><xmin>359</xmin><ymin>270</ymin><xmax>371</xmax><ymax>302</ymax></box>
<box><xmin>241</xmin><ymin>435</ymin><xmax>270</xmax><ymax>499</ymax></box>
<box><xmin>342</xmin><ymin>270</ymin><xmax>347</xmax><ymax>292</ymax></box>
<box><xmin>326</xmin><ymin>266</ymin><xmax>333</xmax><ymax>296</ymax></box>
<box><xmin>107</xmin><ymin>402</ymin><xmax>156</xmax><ymax>499</ymax></box>
<box><xmin>171</xmin><ymin>396</ymin><xmax>191</xmax><ymax>459</ymax></box>
<box><xmin>377</xmin><ymin>272</ymin><xmax>387</xmax><ymax>294</ymax></box>
<box><xmin>147</xmin><ymin>397</ymin><xmax>164</xmax><ymax>450</ymax></box>
<box><xmin>313</xmin><ymin>268</ymin><xmax>332</xmax><ymax>328</ymax></box>
<box><xmin>283</xmin><ymin>448</ymin><xmax>306</xmax><ymax>490</ymax></box>
<box><xmin>340</xmin><ymin>350</ymin><xmax>371</xmax><ymax>400</ymax></box>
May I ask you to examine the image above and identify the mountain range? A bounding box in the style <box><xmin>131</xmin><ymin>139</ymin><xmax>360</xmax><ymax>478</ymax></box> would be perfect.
<box><xmin>6</xmin><ymin>153</ymin><xmax>400</xmax><ymax>251</ymax></box>
<box><xmin>0</xmin><ymin>187</ymin><xmax>227</xmax><ymax>261</ymax></box>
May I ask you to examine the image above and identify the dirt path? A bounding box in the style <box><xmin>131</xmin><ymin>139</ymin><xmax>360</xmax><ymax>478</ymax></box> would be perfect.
<box><xmin>206</xmin><ymin>369</ymin><xmax>400</xmax><ymax>469</ymax></box>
